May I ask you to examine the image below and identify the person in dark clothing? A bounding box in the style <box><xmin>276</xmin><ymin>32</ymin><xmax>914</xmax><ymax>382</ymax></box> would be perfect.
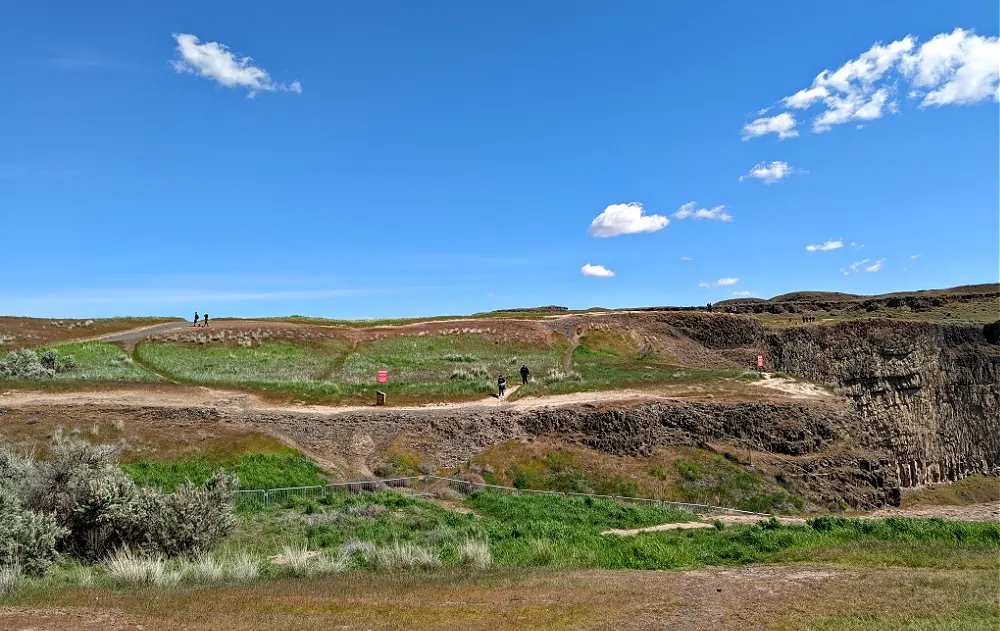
<box><xmin>707</xmin><ymin>302</ymin><xmax>714</xmax><ymax>313</ymax></box>
<box><xmin>203</xmin><ymin>313</ymin><xmax>209</xmax><ymax>327</ymax></box>
<box><xmin>194</xmin><ymin>312</ymin><xmax>199</xmax><ymax>327</ymax></box>
<box><xmin>498</xmin><ymin>376</ymin><xmax>506</xmax><ymax>398</ymax></box>
<box><xmin>520</xmin><ymin>364</ymin><xmax>529</xmax><ymax>385</ymax></box>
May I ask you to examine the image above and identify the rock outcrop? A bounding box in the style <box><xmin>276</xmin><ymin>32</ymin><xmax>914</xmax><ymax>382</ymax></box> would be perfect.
<box><xmin>767</xmin><ymin>320</ymin><xmax>1000</xmax><ymax>492</ymax></box>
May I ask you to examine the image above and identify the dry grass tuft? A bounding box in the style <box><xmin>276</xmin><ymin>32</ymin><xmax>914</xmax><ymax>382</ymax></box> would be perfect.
<box><xmin>456</xmin><ymin>539</ymin><xmax>492</xmax><ymax>569</ymax></box>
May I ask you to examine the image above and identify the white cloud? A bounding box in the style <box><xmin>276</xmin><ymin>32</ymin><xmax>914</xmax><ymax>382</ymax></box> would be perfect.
<box><xmin>699</xmin><ymin>277</ymin><xmax>739</xmax><ymax>288</ymax></box>
<box><xmin>910</xmin><ymin>254</ymin><xmax>921</xmax><ymax>260</ymax></box>
<box><xmin>866</xmin><ymin>259</ymin><xmax>886</xmax><ymax>272</ymax></box>
<box><xmin>581</xmin><ymin>263</ymin><xmax>615</xmax><ymax>278</ymax></box>
<box><xmin>783</xmin><ymin>85</ymin><xmax>830</xmax><ymax>109</ymax></box>
<box><xmin>750</xmin><ymin>29</ymin><xmax>999</xmax><ymax>137</ymax></box>
<box><xmin>673</xmin><ymin>202</ymin><xmax>733</xmax><ymax>222</ymax></box>
<box><xmin>588</xmin><ymin>202</ymin><xmax>668</xmax><ymax>237</ymax></box>
<box><xmin>742</xmin><ymin>112</ymin><xmax>798</xmax><ymax>140</ymax></box>
<box><xmin>841</xmin><ymin>258</ymin><xmax>871</xmax><ymax>275</ymax></box>
<box><xmin>681</xmin><ymin>256</ymin><xmax>693</xmax><ymax>261</ymax></box>
<box><xmin>739</xmin><ymin>161</ymin><xmax>794</xmax><ymax>184</ymax></box>
<box><xmin>901</xmin><ymin>28</ymin><xmax>1000</xmax><ymax>106</ymax></box>
<box><xmin>850</xmin><ymin>241</ymin><xmax>864</xmax><ymax>248</ymax></box>
<box><xmin>805</xmin><ymin>239</ymin><xmax>844</xmax><ymax>252</ymax></box>
<box><xmin>171</xmin><ymin>33</ymin><xmax>302</xmax><ymax>98</ymax></box>
<box><xmin>731</xmin><ymin>291</ymin><xmax>754</xmax><ymax>297</ymax></box>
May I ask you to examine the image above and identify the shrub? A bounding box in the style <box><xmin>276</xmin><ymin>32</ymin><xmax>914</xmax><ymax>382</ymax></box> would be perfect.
<box><xmin>0</xmin><ymin>565</ymin><xmax>20</xmax><ymax>596</ymax></box>
<box><xmin>0</xmin><ymin>489</ymin><xmax>66</xmax><ymax>575</ymax></box>
<box><xmin>134</xmin><ymin>474</ymin><xmax>239</xmax><ymax>557</ymax></box>
<box><xmin>340</xmin><ymin>540</ymin><xmax>375</xmax><ymax>559</ymax></box>
<box><xmin>347</xmin><ymin>504</ymin><xmax>387</xmax><ymax>519</ymax></box>
<box><xmin>58</xmin><ymin>355</ymin><xmax>77</xmax><ymax>373</ymax></box>
<box><xmin>0</xmin><ymin>349</ymin><xmax>54</xmax><ymax>379</ymax></box>
<box><xmin>9</xmin><ymin>436</ymin><xmax>238</xmax><ymax>564</ymax></box>
<box><xmin>456</xmin><ymin>539</ymin><xmax>492</xmax><ymax>569</ymax></box>
<box><xmin>39</xmin><ymin>350</ymin><xmax>59</xmax><ymax>371</ymax></box>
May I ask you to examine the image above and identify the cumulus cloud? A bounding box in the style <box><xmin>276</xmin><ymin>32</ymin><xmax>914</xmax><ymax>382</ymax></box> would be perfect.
<box><xmin>806</xmin><ymin>239</ymin><xmax>844</xmax><ymax>252</ymax></box>
<box><xmin>841</xmin><ymin>259</ymin><xmax>870</xmax><ymax>275</ymax></box>
<box><xmin>742</xmin><ymin>112</ymin><xmax>798</xmax><ymax>140</ymax></box>
<box><xmin>581</xmin><ymin>264</ymin><xmax>615</xmax><ymax>278</ymax></box>
<box><xmin>673</xmin><ymin>202</ymin><xmax>733</xmax><ymax>222</ymax></box>
<box><xmin>588</xmin><ymin>202</ymin><xmax>668</xmax><ymax>237</ymax></box>
<box><xmin>746</xmin><ymin>28</ymin><xmax>999</xmax><ymax>137</ymax></box>
<box><xmin>171</xmin><ymin>33</ymin><xmax>302</xmax><ymax>98</ymax></box>
<box><xmin>699</xmin><ymin>277</ymin><xmax>739</xmax><ymax>288</ymax></box>
<box><xmin>739</xmin><ymin>161</ymin><xmax>794</xmax><ymax>184</ymax></box>
<box><xmin>866</xmin><ymin>259</ymin><xmax>886</xmax><ymax>272</ymax></box>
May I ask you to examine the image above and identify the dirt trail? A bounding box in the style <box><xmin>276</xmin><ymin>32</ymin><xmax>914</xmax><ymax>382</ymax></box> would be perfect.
<box><xmin>95</xmin><ymin>321</ymin><xmax>193</xmax><ymax>347</ymax></box>
<box><xmin>752</xmin><ymin>373</ymin><xmax>833</xmax><ymax>399</ymax></box>
<box><xmin>0</xmin><ymin>384</ymin><xmax>669</xmax><ymax>415</ymax></box>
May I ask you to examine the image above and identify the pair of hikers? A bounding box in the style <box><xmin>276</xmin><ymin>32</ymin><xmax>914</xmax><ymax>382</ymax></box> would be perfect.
<box><xmin>498</xmin><ymin>364</ymin><xmax>530</xmax><ymax>398</ymax></box>
<box><xmin>192</xmin><ymin>312</ymin><xmax>210</xmax><ymax>327</ymax></box>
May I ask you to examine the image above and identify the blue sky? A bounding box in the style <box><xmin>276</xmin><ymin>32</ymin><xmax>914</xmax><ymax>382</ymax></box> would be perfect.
<box><xmin>1</xmin><ymin>1</ymin><xmax>997</xmax><ymax>319</ymax></box>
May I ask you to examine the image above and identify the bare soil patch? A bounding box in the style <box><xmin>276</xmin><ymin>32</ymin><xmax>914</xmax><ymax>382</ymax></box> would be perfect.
<box><xmin>2</xmin><ymin>567</ymin><xmax>994</xmax><ymax>631</ymax></box>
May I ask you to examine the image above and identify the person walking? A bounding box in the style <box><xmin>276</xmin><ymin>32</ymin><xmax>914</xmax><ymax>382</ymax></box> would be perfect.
<box><xmin>193</xmin><ymin>312</ymin><xmax>199</xmax><ymax>327</ymax></box>
<box><xmin>520</xmin><ymin>364</ymin><xmax>529</xmax><ymax>385</ymax></box>
<box><xmin>497</xmin><ymin>375</ymin><xmax>506</xmax><ymax>398</ymax></box>
<box><xmin>203</xmin><ymin>313</ymin><xmax>209</xmax><ymax>327</ymax></box>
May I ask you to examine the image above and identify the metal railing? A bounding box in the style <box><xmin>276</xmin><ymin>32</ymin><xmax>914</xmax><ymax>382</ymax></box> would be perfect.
<box><xmin>232</xmin><ymin>475</ymin><xmax>770</xmax><ymax>516</ymax></box>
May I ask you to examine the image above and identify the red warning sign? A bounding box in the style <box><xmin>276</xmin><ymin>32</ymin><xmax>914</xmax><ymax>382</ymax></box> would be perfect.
<box><xmin>377</xmin><ymin>369</ymin><xmax>389</xmax><ymax>384</ymax></box>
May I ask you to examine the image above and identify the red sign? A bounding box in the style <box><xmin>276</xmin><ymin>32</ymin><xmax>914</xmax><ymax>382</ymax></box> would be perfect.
<box><xmin>756</xmin><ymin>355</ymin><xmax>764</xmax><ymax>369</ymax></box>
<box><xmin>377</xmin><ymin>369</ymin><xmax>389</xmax><ymax>384</ymax></box>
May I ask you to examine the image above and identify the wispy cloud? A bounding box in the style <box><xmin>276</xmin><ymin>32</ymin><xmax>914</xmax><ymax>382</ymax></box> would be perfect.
<box><xmin>841</xmin><ymin>259</ymin><xmax>871</xmax><ymax>275</ymax></box>
<box><xmin>698</xmin><ymin>277</ymin><xmax>739</xmax><ymax>288</ymax></box>
<box><xmin>581</xmin><ymin>263</ymin><xmax>615</xmax><ymax>278</ymax></box>
<box><xmin>731</xmin><ymin>291</ymin><xmax>754</xmax><ymax>297</ymax></box>
<box><xmin>909</xmin><ymin>254</ymin><xmax>921</xmax><ymax>260</ymax></box>
<box><xmin>42</xmin><ymin>52</ymin><xmax>125</xmax><ymax>71</ymax></box>
<box><xmin>739</xmin><ymin>161</ymin><xmax>795</xmax><ymax>184</ymax></box>
<box><xmin>171</xmin><ymin>33</ymin><xmax>302</xmax><ymax>98</ymax></box>
<box><xmin>850</xmin><ymin>241</ymin><xmax>864</xmax><ymax>248</ymax></box>
<box><xmin>681</xmin><ymin>256</ymin><xmax>693</xmax><ymax>262</ymax></box>
<box><xmin>865</xmin><ymin>259</ymin><xmax>886</xmax><ymax>272</ymax></box>
<box><xmin>748</xmin><ymin>28</ymin><xmax>999</xmax><ymax>138</ymax></box>
<box><xmin>588</xmin><ymin>202</ymin><xmax>668</xmax><ymax>237</ymax></box>
<box><xmin>742</xmin><ymin>112</ymin><xmax>799</xmax><ymax>140</ymax></box>
<box><xmin>673</xmin><ymin>202</ymin><xmax>733</xmax><ymax>222</ymax></box>
<box><xmin>806</xmin><ymin>239</ymin><xmax>844</xmax><ymax>252</ymax></box>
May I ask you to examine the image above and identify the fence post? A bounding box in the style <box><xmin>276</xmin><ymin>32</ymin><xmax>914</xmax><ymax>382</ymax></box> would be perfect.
<box><xmin>263</xmin><ymin>490</ymin><xmax>269</xmax><ymax>507</ymax></box>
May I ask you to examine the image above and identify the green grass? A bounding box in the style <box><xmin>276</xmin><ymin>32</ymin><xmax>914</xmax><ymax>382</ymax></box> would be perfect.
<box><xmin>133</xmin><ymin>333</ymin><xmax>567</xmax><ymax>404</ymax></box>
<box><xmin>672</xmin><ymin>453</ymin><xmax>804</xmax><ymax>512</ymax></box>
<box><xmin>901</xmin><ymin>475</ymin><xmax>1000</xmax><ymax>507</ymax></box>
<box><xmin>122</xmin><ymin>451</ymin><xmax>328</xmax><ymax>492</ymax></box>
<box><xmin>135</xmin><ymin>339</ymin><xmax>350</xmax><ymax>384</ymax></box>
<box><xmin>230</xmin><ymin>490</ymin><xmax>999</xmax><ymax>572</ymax></box>
<box><xmin>513</xmin><ymin>332</ymin><xmax>757</xmax><ymax>399</ymax></box>
<box><xmin>51</xmin><ymin>342</ymin><xmax>164</xmax><ymax>382</ymax></box>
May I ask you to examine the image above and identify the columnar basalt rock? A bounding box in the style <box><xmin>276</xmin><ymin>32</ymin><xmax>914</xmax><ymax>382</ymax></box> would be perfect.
<box><xmin>767</xmin><ymin>320</ymin><xmax>1000</xmax><ymax>492</ymax></box>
